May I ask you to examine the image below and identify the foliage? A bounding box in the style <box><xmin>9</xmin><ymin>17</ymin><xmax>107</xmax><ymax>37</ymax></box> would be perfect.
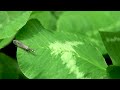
<box><xmin>0</xmin><ymin>11</ymin><xmax>120</xmax><ymax>79</ymax></box>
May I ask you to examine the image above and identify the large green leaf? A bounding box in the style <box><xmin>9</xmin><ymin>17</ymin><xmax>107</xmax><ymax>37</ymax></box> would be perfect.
<box><xmin>16</xmin><ymin>19</ymin><xmax>108</xmax><ymax>79</ymax></box>
<box><xmin>57</xmin><ymin>11</ymin><xmax>120</xmax><ymax>54</ymax></box>
<box><xmin>0</xmin><ymin>11</ymin><xmax>32</xmax><ymax>39</ymax></box>
<box><xmin>30</xmin><ymin>11</ymin><xmax>57</xmax><ymax>30</ymax></box>
<box><xmin>0</xmin><ymin>53</ymin><xmax>18</xmax><ymax>79</ymax></box>
<box><xmin>100</xmin><ymin>31</ymin><xmax>120</xmax><ymax>66</ymax></box>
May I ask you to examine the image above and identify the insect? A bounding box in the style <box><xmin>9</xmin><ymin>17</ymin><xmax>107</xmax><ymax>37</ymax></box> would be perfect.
<box><xmin>13</xmin><ymin>40</ymin><xmax>35</xmax><ymax>53</ymax></box>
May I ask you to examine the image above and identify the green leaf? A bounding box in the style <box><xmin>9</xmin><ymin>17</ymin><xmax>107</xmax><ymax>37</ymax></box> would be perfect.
<box><xmin>57</xmin><ymin>11</ymin><xmax>120</xmax><ymax>54</ymax></box>
<box><xmin>0</xmin><ymin>53</ymin><xmax>18</xmax><ymax>79</ymax></box>
<box><xmin>30</xmin><ymin>11</ymin><xmax>57</xmax><ymax>30</ymax></box>
<box><xmin>0</xmin><ymin>11</ymin><xmax>32</xmax><ymax>39</ymax></box>
<box><xmin>0</xmin><ymin>36</ymin><xmax>14</xmax><ymax>49</ymax></box>
<box><xmin>109</xmin><ymin>11</ymin><xmax>120</xmax><ymax>21</ymax></box>
<box><xmin>100</xmin><ymin>31</ymin><xmax>120</xmax><ymax>66</ymax></box>
<box><xmin>51</xmin><ymin>11</ymin><xmax>65</xmax><ymax>19</ymax></box>
<box><xmin>16</xmin><ymin>19</ymin><xmax>108</xmax><ymax>79</ymax></box>
<box><xmin>107</xmin><ymin>65</ymin><xmax>120</xmax><ymax>79</ymax></box>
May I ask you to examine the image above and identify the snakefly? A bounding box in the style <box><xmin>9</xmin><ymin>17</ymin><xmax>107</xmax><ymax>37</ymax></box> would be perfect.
<box><xmin>13</xmin><ymin>40</ymin><xmax>35</xmax><ymax>53</ymax></box>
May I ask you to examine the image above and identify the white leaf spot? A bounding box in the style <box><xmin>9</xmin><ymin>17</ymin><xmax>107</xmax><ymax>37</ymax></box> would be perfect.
<box><xmin>49</xmin><ymin>41</ymin><xmax>85</xmax><ymax>78</ymax></box>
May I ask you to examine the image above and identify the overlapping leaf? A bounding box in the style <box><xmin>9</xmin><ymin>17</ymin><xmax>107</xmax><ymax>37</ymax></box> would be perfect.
<box><xmin>100</xmin><ymin>31</ymin><xmax>120</xmax><ymax>66</ymax></box>
<box><xmin>0</xmin><ymin>36</ymin><xmax>14</xmax><ymax>49</ymax></box>
<box><xmin>30</xmin><ymin>11</ymin><xmax>57</xmax><ymax>30</ymax></box>
<box><xmin>0</xmin><ymin>11</ymin><xmax>32</xmax><ymax>39</ymax></box>
<box><xmin>57</xmin><ymin>11</ymin><xmax>120</xmax><ymax>54</ymax></box>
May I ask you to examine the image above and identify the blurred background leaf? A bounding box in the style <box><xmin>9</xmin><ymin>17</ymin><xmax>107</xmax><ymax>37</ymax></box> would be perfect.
<box><xmin>0</xmin><ymin>11</ymin><xmax>32</xmax><ymax>39</ymax></box>
<box><xmin>30</xmin><ymin>11</ymin><xmax>57</xmax><ymax>30</ymax></box>
<box><xmin>0</xmin><ymin>53</ymin><xmax>18</xmax><ymax>79</ymax></box>
<box><xmin>57</xmin><ymin>11</ymin><xmax>120</xmax><ymax>54</ymax></box>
